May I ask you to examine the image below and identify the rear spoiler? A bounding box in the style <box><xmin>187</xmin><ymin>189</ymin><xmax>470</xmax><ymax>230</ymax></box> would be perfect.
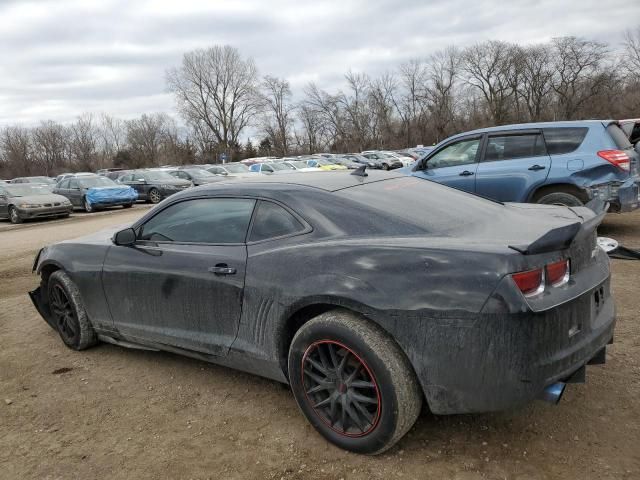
<box><xmin>509</xmin><ymin>199</ymin><xmax>608</xmax><ymax>255</ymax></box>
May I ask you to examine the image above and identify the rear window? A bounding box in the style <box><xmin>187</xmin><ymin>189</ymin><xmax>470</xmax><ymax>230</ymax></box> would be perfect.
<box><xmin>249</xmin><ymin>201</ymin><xmax>305</xmax><ymax>242</ymax></box>
<box><xmin>606</xmin><ymin>124</ymin><xmax>632</xmax><ymax>150</ymax></box>
<box><xmin>336</xmin><ymin>177</ymin><xmax>504</xmax><ymax>234</ymax></box>
<box><xmin>542</xmin><ymin>128</ymin><xmax>588</xmax><ymax>155</ymax></box>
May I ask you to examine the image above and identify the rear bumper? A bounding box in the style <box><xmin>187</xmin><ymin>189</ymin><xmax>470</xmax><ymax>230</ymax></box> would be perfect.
<box><xmin>591</xmin><ymin>176</ymin><xmax>640</xmax><ymax>212</ymax></box>
<box><xmin>404</xmin><ymin>277</ymin><xmax>615</xmax><ymax>415</ymax></box>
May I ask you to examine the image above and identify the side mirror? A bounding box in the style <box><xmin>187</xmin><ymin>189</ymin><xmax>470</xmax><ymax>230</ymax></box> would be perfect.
<box><xmin>113</xmin><ymin>227</ymin><xmax>137</xmax><ymax>246</ymax></box>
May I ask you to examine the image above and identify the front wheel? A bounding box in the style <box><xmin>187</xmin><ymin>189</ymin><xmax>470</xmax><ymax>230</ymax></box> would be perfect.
<box><xmin>47</xmin><ymin>270</ymin><xmax>98</xmax><ymax>350</ymax></box>
<box><xmin>148</xmin><ymin>188</ymin><xmax>162</xmax><ymax>204</ymax></box>
<box><xmin>9</xmin><ymin>206</ymin><xmax>22</xmax><ymax>224</ymax></box>
<box><xmin>288</xmin><ymin>310</ymin><xmax>422</xmax><ymax>455</ymax></box>
<box><xmin>83</xmin><ymin>197</ymin><xmax>94</xmax><ymax>213</ymax></box>
<box><xmin>381</xmin><ymin>163</ymin><xmax>389</xmax><ymax>171</ymax></box>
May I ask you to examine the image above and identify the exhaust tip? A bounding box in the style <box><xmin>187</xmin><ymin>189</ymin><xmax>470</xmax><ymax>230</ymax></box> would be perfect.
<box><xmin>539</xmin><ymin>382</ymin><xmax>566</xmax><ymax>405</ymax></box>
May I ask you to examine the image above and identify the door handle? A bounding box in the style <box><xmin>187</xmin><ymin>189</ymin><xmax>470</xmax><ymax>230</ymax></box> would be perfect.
<box><xmin>459</xmin><ymin>170</ymin><xmax>474</xmax><ymax>176</ymax></box>
<box><xmin>528</xmin><ymin>164</ymin><xmax>546</xmax><ymax>171</ymax></box>
<box><xmin>208</xmin><ymin>264</ymin><xmax>237</xmax><ymax>275</ymax></box>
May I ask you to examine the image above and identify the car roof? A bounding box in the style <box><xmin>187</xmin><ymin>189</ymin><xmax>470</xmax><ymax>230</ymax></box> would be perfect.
<box><xmin>191</xmin><ymin>170</ymin><xmax>404</xmax><ymax>193</ymax></box>
<box><xmin>457</xmin><ymin>120</ymin><xmax>612</xmax><ymax>137</ymax></box>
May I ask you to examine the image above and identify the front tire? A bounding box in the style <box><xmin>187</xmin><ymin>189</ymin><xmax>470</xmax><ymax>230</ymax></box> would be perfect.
<box><xmin>381</xmin><ymin>163</ymin><xmax>389</xmax><ymax>171</ymax></box>
<box><xmin>83</xmin><ymin>196</ymin><xmax>94</xmax><ymax>213</ymax></box>
<box><xmin>288</xmin><ymin>310</ymin><xmax>422</xmax><ymax>455</ymax></box>
<box><xmin>9</xmin><ymin>206</ymin><xmax>22</xmax><ymax>224</ymax></box>
<box><xmin>47</xmin><ymin>270</ymin><xmax>98</xmax><ymax>350</ymax></box>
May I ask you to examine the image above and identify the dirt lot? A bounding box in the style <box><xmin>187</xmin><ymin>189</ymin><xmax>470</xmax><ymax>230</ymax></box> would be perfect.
<box><xmin>1</xmin><ymin>208</ymin><xmax>639</xmax><ymax>480</ymax></box>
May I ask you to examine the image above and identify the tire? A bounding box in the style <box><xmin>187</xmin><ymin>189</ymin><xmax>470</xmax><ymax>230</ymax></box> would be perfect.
<box><xmin>47</xmin><ymin>270</ymin><xmax>98</xmax><ymax>351</ymax></box>
<box><xmin>9</xmin><ymin>206</ymin><xmax>22</xmax><ymax>224</ymax></box>
<box><xmin>288</xmin><ymin>309</ymin><xmax>422</xmax><ymax>455</ymax></box>
<box><xmin>83</xmin><ymin>196</ymin><xmax>94</xmax><ymax>213</ymax></box>
<box><xmin>535</xmin><ymin>191</ymin><xmax>584</xmax><ymax>207</ymax></box>
<box><xmin>382</xmin><ymin>163</ymin><xmax>389</xmax><ymax>171</ymax></box>
<box><xmin>148</xmin><ymin>188</ymin><xmax>162</xmax><ymax>204</ymax></box>
<box><xmin>122</xmin><ymin>203</ymin><xmax>133</xmax><ymax>209</ymax></box>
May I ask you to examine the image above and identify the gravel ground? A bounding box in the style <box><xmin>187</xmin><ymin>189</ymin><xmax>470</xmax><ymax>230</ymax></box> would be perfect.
<box><xmin>0</xmin><ymin>207</ymin><xmax>639</xmax><ymax>480</ymax></box>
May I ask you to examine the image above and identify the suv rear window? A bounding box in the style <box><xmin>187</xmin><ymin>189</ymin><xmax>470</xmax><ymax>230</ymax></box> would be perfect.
<box><xmin>542</xmin><ymin>128</ymin><xmax>588</xmax><ymax>155</ymax></box>
<box><xmin>606</xmin><ymin>124</ymin><xmax>632</xmax><ymax>150</ymax></box>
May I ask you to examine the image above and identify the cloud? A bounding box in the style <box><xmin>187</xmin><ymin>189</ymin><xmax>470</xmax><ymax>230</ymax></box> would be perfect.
<box><xmin>1</xmin><ymin>0</ymin><xmax>638</xmax><ymax>125</ymax></box>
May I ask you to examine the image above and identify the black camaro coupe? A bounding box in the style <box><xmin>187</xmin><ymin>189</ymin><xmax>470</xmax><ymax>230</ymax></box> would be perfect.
<box><xmin>29</xmin><ymin>170</ymin><xmax>615</xmax><ymax>454</ymax></box>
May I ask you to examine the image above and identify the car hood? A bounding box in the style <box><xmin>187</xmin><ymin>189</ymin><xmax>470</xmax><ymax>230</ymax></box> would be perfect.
<box><xmin>10</xmin><ymin>193</ymin><xmax>70</xmax><ymax>205</ymax></box>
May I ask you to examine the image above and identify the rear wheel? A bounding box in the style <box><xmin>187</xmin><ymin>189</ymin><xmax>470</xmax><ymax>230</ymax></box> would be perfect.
<box><xmin>47</xmin><ymin>270</ymin><xmax>98</xmax><ymax>350</ymax></box>
<box><xmin>9</xmin><ymin>206</ymin><xmax>22</xmax><ymax>224</ymax></box>
<box><xmin>288</xmin><ymin>310</ymin><xmax>422</xmax><ymax>455</ymax></box>
<box><xmin>148</xmin><ymin>188</ymin><xmax>162</xmax><ymax>204</ymax></box>
<box><xmin>536</xmin><ymin>191</ymin><xmax>584</xmax><ymax>207</ymax></box>
<box><xmin>381</xmin><ymin>163</ymin><xmax>389</xmax><ymax>171</ymax></box>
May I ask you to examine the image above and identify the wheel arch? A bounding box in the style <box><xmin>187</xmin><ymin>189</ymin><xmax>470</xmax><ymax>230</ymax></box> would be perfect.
<box><xmin>528</xmin><ymin>182</ymin><xmax>590</xmax><ymax>203</ymax></box>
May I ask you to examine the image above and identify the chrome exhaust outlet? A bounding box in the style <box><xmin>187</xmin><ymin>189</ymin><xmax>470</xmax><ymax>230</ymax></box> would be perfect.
<box><xmin>539</xmin><ymin>382</ymin><xmax>566</xmax><ymax>405</ymax></box>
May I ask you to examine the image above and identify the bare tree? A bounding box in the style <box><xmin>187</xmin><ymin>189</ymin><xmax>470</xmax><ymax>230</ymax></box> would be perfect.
<box><xmin>261</xmin><ymin>75</ymin><xmax>294</xmax><ymax>156</ymax></box>
<box><xmin>514</xmin><ymin>45</ymin><xmax>555</xmax><ymax>121</ymax></box>
<box><xmin>462</xmin><ymin>41</ymin><xmax>515</xmax><ymax>125</ymax></box>
<box><xmin>425</xmin><ymin>46</ymin><xmax>460</xmax><ymax>142</ymax></box>
<box><xmin>125</xmin><ymin>113</ymin><xmax>172</xmax><ymax>167</ymax></box>
<box><xmin>69</xmin><ymin>113</ymin><xmax>99</xmax><ymax>171</ymax></box>
<box><xmin>166</xmin><ymin>45</ymin><xmax>261</xmax><ymax>160</ymax></box>
<box><xmin>622</xmin><ymin>27</ymin><xmax>640</xmax><ymax>78</ymax></box>
<box><xmin>302</xmin><ymin>83</ymin><xmax>347</xmax><ymax>152</ymax></box>
<box><xmin>0</xmin><ymin>126</ymin><xmax>33</xmax><ymax>177</ymax></box>
<box><xmin>394</xmin><ymin>59</ymin><xmax>429</xmax><ymax>147</ymax></box>
<box><xmin>31</xmin><ymin>121</ymin><xmax>69</xmax><ymax>176</ymax></box>
<box><xmin>551</xmin><ymin>36</ymin><xmax>608</xmax><ymax>119</ymax></box>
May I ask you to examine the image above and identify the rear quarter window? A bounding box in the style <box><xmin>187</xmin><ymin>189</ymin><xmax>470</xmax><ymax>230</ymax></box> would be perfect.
<box><xmin>542</xmin><ymin>128</ymin><xmax>588</xmax><ymax>155</ymax></box>
<box><xmin>606</xmin><ymin>124</ymin><xmax>632</xmax><ymax>150</ymax></box>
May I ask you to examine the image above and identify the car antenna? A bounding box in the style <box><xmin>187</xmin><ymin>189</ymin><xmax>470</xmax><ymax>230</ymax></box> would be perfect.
<box><xmin>351</xmin><ymin>165</ymin><xmax>368</xmax><ymax>177</ymax></box>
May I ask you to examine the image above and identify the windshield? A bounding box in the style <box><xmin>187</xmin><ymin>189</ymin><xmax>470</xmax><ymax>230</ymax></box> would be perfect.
<box><xmin>184</xmin><ymin>168</ymin><xmax>215</xmax><ymax>178</ymax></box>
<box><xmin>142</xmin><ymin>171</ymin><xmax>177</xmax><ymax>181</ymax></box>
<box><xmin>224</xmin><ymin>163</ymin><xmax>250</xmax><ymax>173</ymax></box>
<box><xmin>315</xmin><ymin>158</ymin><xmax>335</xmax><ymax>166</ymax></box>
<box><xmin>268</xmin><ymin>162</ymin><xmax>294</xmax><ymax>171</ymax></box>
<box><xmin>26</xmin><ymin>176</ymin><xmax>55</xmax><ymax>184</ymax></box>
<box><xmin>3</xmin><ymin>184</ymin><xmax>51</xmax><ymax>196</ymax></box>
<box><xmin>78</xmin><ymin>176</ymin><xmax>117</xmax><ymax>188</ymax></box>
<box><xmin>289</xmin><ymin>161</ymin><xmax>309</xmax><ymax>169</ymax></box>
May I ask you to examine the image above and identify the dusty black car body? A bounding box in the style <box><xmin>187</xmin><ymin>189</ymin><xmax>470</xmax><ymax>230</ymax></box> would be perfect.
<box><xmin>30</xmin><ymin>171</ymin><xmax>614</xmax><ymax>451</ymax></box>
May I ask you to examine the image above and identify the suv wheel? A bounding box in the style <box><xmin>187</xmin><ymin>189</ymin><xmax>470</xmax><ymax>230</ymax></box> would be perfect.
<box><xmin>536</xmin><ymin>192</ymin><xmax>584</xmax><ymax>207</ymax></box>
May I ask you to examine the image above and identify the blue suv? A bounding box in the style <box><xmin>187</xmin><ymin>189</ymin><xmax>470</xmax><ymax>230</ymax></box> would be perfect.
<box><xmin>407</xmin><ymin>120</ymin><xmax>640</xmax><ymax>212</ymax></box>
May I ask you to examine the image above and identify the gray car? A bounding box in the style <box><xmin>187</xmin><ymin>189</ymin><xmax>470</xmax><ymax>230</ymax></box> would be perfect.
<box><xmin>29</xmin><ymin>171</ymin><xmax>613</xmax><ymax>454</ymax></box>
<box><xmin>117</xmin><ymin>170</ymin><xmax>191</xmax><ymax>204</ymax></box>
<box><xmin>166</xmin><ymin>168</ymin><xmax>227</xmax><ymax>186</ymax></box>
<box><xmin>0</xmin><ymin>183</ymin><xmax>72</xmax><ymax>223</ymax></box>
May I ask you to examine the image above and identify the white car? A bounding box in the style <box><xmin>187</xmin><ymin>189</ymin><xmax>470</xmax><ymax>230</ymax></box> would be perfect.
<box><xmin>283</xmin><ymin>160</ymin><xmax>322</xmax><ymax>172</ymax></box>
<box><xmin>383</xmin><ymin>151</ymin><xmax>415</xmax><ymax>167</ymax></box>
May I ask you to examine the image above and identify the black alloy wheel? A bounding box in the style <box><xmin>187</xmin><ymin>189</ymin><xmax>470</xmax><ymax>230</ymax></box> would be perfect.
<box><xmin>302</xmin><ymin>340</ymin><xmax>381</xmax><ymax>437</ymax></box>
<box><xmin>49</xmin><ymin>284</ymin><xmax>79</xmax><ymax>345</ymax></box>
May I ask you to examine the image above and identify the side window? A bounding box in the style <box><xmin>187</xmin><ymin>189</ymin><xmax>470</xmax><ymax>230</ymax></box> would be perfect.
<box><xmin>120</xmin><ymin>174</ymin><xmax>132</xmax><ymax>182</ymax></box>
<box><xmin>69</xmin><ymin>179</ymin><xmax>79</xmax><ymax>189</ymax></box>
<box><xmin>426</xmin><ymin>138</ymin><xmax>480</xmax><ymax>169</ymax></box>
<box><xmin>250</xmin><ymin>164</ymin><xmax>259</xmax><ymax>172</ymax></box>
<box><xmin>211</xmin><ymin>167</ymin><xmax>223</xmax><ymax>174</ymax></box>
<box><xmin>484</xmin><ymin>134</ymin><xmax>546</xmax><ymax>162</ymax></box>
<box><xmin>249</xmin><ymin>201</ymin><xmax>306</xmax><ymax>242</ymax></box>
<box><xmin>263</xmin><ymin>165</ymin><xmax>274</xmax><ymax>173</ymax></box>
<box><xmin>60</xmin><ymin>179</ymin><xmax>70</xmax><ymax>189</ymax></box>
<box><xmin>139</xmin><ymin>198</ymin><xmax>255</xmax><ymax>244</ymax></box>
<box><xmin>542</xmin><ymin>128</ymin><xmax>588</xmax><ymax>155</ymax></box>
<box><xmin>178</xmin><ymin>172</ymin><xmax>190</xmax><ymax>180</ymax></box>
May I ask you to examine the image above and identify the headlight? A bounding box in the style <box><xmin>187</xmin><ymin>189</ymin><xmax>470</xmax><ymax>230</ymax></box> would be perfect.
<box><xmin>160</xmin><ymin>184</ymin><xmax>173</xmax><ymax>189</ymax></box>
<box><xmin>63</xmin><ymin>199</ymin><xmax>72</xmax><ymax>205</ymax></box>
<box><xmin>368</xmin><ymin>162</ymin><xmax>375</xmax><ymax>167</ymax></box>
<box><xmin>21</xmin><ymin>204</ymin><xmax>42</xmax><ymax>208</ymax></box>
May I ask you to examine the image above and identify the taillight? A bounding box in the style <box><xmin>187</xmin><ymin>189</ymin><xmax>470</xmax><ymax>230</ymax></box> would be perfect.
<box><xmin>598</xmin><ymin>150</ymin><xmax>630</xmax><ymax>171</ymax></box>
<box><xmin>512</xmin><ymin>268</ymin><xmax>545</xmax><ymax>297</ymax></box>
<box><xmin>546</xmin><ymin>259</ymin><xmax>570</xmax><ymax>287</ymax></box>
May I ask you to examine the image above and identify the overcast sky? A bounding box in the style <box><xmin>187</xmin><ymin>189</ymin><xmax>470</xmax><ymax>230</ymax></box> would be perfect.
<box><xmin>1</xmin><ymin>0</ymin><xmax>638</xmax><ymax>126</ymax></box>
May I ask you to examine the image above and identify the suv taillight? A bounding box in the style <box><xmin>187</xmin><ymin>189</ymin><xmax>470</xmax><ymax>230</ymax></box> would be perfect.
<box><xmin>598</xmin><ymin>150</ymin><xmax>630</xmax><ymax>171</ymax></box>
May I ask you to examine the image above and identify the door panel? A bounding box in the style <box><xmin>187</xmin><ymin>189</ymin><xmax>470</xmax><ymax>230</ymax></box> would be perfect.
<box><xmin>102</xmin><ymin>243</ymin><xmax>247</xmax><ymax>356</ymax></box>
<box><xmin>412</xmin><ymin>136</ymin><xmax>482</xmax><ymax>194</ymax></box>
<box><xmin>475</xmin><ymin>132</ymin><xmax>551</xmax><ymax>202</ymax></box>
